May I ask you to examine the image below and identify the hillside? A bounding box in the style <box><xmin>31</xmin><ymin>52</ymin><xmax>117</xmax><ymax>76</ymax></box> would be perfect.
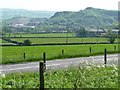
<box><xmin>5</xmin><ymin>17</ymin><xmax>31</xmax><ymax>24</ymax></box>
<box><xmin>47</xmin><ymin>7</ymin><xmax>118</xmax><ymax>29</ymax></box>
<box><xmin>2</xmin><ymin>7</ymin><xmax>118</xmax><ymax>33</ymax></box>
<box><xmin>1</xmin><ymin>8</ymin><xmax>56</xmax><ymax>20</ymax></box>
<box><xmin>4</xmin><ymin>17</ymin><xmax>47</xmax><ymax>25</ymax></box>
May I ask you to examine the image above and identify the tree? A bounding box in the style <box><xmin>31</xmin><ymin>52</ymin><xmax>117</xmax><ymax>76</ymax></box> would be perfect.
<box><xmin>106</xmin><ymin>29</ymin><xmax>117</xmax><ymax>44</ymax></box>
<box><xmin>23</xmin><ymin>39</ymin><xmax>32</xmax><ymax>46</ymax></box>
<box><xmin>76</xmin><ymin>27</ymin><xmax>87</xmax><ymax>37</ymax></box>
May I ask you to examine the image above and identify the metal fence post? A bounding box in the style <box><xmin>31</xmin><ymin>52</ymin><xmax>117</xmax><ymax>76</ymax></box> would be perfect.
<box><xmin>39</xmin><ymin>62</ymin><xmax>44</xmax><ymax>90</ymax></box>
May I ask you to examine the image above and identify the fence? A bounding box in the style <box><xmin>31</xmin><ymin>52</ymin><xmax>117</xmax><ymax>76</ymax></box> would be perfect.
<box><xmin>39</xmin><ymin>49</ymin><xmax>109</xmax><ymax>89</ymax></box>
<box><xmin>2</xmin><ymin>47</ymin><xmax>117</xmax><ymax>89</ymax></box>
<box><xmin>2</xmin><ymin>45</ymin><xmax>118</xmax><ymax>64</ymax></box>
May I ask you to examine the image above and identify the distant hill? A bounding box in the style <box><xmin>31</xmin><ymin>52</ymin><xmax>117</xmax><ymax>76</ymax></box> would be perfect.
<box><xmin>2</xmin><ymin>7</ymin><xmax>118</xmax><ymax>33</ymax></box>
<box><xmin>47</xmin><ymin>7</ymin><xmax>118</xmax><ymax>28</ymax></box>
<box><xmin>1</xmin><ymin>8</ymin><xmax>56</xmax><ymax>20</ymax></box>
<box><xmin>5</xmin><ymin>17</ymin><xmax>31</xmax><ymax>24</ymax></box>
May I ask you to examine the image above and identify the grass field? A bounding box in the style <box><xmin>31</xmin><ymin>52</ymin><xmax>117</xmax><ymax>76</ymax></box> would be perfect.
<box><xmin>2</xmin><ymin>44</ymin><xmax>118</xmax><ymax>64</ymax></box>
<box><xmin>4</xmin><ymin>33</ymin><xmax>75</xmax><ymax>37</ymax></box>
<box><xmin>0</xmin><ymin>39</ymin><xmax>9</xmax><ymax>43</ymax></box>
<box><xmin>0</xmin><ymin>39</ymin><xmax>15</xmax><ymax>45</ymax></box>
<box><xmin>10</xmin><ymin>37</ymin><xmax>118</xmax><ymax>44</ymax></box>
<box><xmin>1</xmin><ymin>63</ymin><xmax>118</xmax><ymax>88</ymax></box>
<box><xmin>3</xmin><ymin>32</ymin><xmax>119</xmax><ymax>45</ymax></box>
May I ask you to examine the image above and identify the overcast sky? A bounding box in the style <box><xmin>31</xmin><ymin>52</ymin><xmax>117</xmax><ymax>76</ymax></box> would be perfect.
<box><xmin>0</xmin><ymin>0</ymin><xmax>119</xmax><ymax>11</ymax></box>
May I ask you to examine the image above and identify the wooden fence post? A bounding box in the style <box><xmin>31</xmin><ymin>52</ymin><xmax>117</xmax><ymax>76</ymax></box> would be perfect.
<box><xmin>114</xmin><ymin>45</ymin><xmax>116</xmax><ymax>51</ymax></box>
<box><xmin>43</xmin><ymin>52</ymin><xmax>46</xmax><ymax>70</ymax></box>
<box><xmin>90</xmin><ymin>47</ymin><xmax>91</xmax><ymax>53</ymax></box>
<box><xmin>23</xmin><ymin>52</ymin><xmax>26</xmax><ymax>59</ymax></box>
<box><xmin>62</xmin><ymin>49</ymin><xmax>64</xmax><ymax>56</ymax></box>
<box><xmin>39</xmin><ymin>62</ymin><xmax>44</xmax><ymax>90</ymax></box>
<box><xmin>104</xmin><ymin>49</ymin><xmax>107</xmax><ymax>67</ymax></box>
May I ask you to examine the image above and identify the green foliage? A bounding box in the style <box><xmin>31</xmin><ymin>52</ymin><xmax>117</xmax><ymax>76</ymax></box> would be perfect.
<box><xmin>2</xmin><ymin>25</ymin><xmax>11</xmax><ymax>33</ymax></box>
<box><xmin>106</xmin><ymin>29</ymin><xmax>117</xmax><ymax>44</ymax></box>
<box><xmin>76</xmin><ymin>27</ymin><xmax>87</xmax><ymax>37</ymax></box>
<box><xmin>1</xmin><ymin>64</ymin><xmax>118</xmax><ymax>88</ymax></box>
<box><xmin>48</xmin><ymin>7</ymin><xmax>117</xmax><ymax>29</ymax></box>
<box><xmin>23</xmin><ymin>39</ymin><xmax>32</xmax><ymax>46</ymax></box>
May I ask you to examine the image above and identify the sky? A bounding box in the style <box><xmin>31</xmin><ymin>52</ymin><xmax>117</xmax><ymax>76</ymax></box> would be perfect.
<box><xmin>0</xmin><ymin>0</ymin><xmax>119</xmax><ymax>11</ymax></box>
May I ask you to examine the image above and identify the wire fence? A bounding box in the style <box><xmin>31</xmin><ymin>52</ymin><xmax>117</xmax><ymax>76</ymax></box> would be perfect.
<box><xmin>1</xmin><ymin>46</ymin><xmax>118</xmax><ymax>89</ymax></box>
<box><xmin>2</xmin><ymin>45</ymin><xmax>118</xmax><ymax>64</ymax></box>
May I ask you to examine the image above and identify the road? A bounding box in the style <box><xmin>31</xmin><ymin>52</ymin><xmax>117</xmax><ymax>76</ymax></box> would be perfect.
<box><xmin>0</xmin><ymin>54</ymin><xmax>119</xmax><ymax>74</ymax></box>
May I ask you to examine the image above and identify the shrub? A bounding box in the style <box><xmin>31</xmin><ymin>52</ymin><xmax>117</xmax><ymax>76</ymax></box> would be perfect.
<box><xmin>106</xmin><ymin>29</ymin><xmax>117</xmax><ymax>44</ymax></box>
<box><xmin>23</xmin><ymin>39</ymin><xmax>32</xmax><ymax>46</ymax></box>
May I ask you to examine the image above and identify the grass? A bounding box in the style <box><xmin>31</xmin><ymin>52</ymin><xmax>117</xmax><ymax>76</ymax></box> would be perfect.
<box><xmin>1</xmin><ymin>44</ymin><xmax>118</xmax><ymax>64</ymax></box>
<box><xmin>4</xmin><ymin>33</ymin><xmax>75</xmax><ymax>37</ymax></box>
<box><xmin>1</xmin><ymin>63</ymin><xmax>118</xmax><ymax>88</ymax></box>
<box><xmin>0</xmin><ymin>39</ymin><xmax>13</xmax><ymax>44</ymax></box>
<box><xmin>11</xmin><ymin>38</ymin><xmax>118</xmax><ymax>44</ymax></box>
<box><xmin>11</xmin><ymin>37</ymin><xmax>118</xmax><ymax>44</ymax></box>
<box><xmin>2</xmin><ymin>33</ymin><xmax>119</xmax><ymax>45</ymax></box>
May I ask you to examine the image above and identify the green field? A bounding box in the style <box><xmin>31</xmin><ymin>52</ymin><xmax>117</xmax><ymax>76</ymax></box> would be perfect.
<box><xmin>10</xmin><ymin>37</ymin><xmax>118</xmax><ymax>44</ymax></box>
<box><xmin>0</xmin><ymin>39</ymin><xmax>15</xmax><ymax>45</ymax></box>
<box><xmin>2</xmin><ymin>44</ymin><xmax>118</xmax><ymax>64</ymax></box>
<box><xmin>3</xmin><ymin>33</ymin><xmax>119</xmax><ymax>44</ymax></box>
<box><xmin>1</xmin><ymin>64</ymin><xmax>118</xmax><ymax>88</ymax></box>
<box><xmin>4</xmin><ymin>33</ymin><xmax>75</xmax><ymax>37</ymax></box>
<box><xmin>0</xmin><ymin>38</ymin><xmax>10</xmax><ymax>44</ymax></box>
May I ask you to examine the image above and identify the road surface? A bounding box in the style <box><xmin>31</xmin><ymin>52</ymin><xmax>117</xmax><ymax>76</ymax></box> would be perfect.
<box><xmin>0</xmin><ymin>54</ymin><xmax>119</xmax><ymax>74</ymax></box>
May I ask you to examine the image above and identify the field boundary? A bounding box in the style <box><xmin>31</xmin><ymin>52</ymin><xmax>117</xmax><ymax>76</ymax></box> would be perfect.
<box><xmin>1</xmin><ymin>42</ymin><xmax>119</xmax><ymax>46</ymax></box>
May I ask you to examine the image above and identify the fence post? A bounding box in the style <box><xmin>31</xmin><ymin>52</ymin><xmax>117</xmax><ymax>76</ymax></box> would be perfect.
<box><xmin>114</xmin><ymin>45</ymin><xmax>116</xmax><ymax>51</ymax></box>
<box><xmin>23</xmin><ymin>52</ymin><xmax>26</xmax><ymax>59</ymax></box>
<box><xmin>39</xmin><ymin>62</ymin><xmax>44</xmax><ymax>90</ymax></box>
<box><xmin>104</xmin><ymin>49</ymin><xmax>107</xmax><ymax>67</ymax></box>
<box><xmin>90</xmin><ymin>47</ymin><xmax>91</xmax><ymax>53</ymax></box>
<box><xmin>43</xmin><ymin>52</ymin><xmax>46</xmax><ymax>70</ymax></box>
<box><xmin>62</xmin><ymin>49</ymin><xmax>64</xmax><ymax>56</ymax></box>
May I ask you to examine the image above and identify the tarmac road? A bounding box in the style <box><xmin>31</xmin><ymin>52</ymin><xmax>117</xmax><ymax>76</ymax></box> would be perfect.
<box><xmin>0</xmin><ymin>54</ymin><xmax>119</xmax><ymax>74</ymax></box>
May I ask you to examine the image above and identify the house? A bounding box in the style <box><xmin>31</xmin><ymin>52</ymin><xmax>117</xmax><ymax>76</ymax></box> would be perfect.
<box><xmin>85</xmin><ymin>27</ymin><xmax>106</xmax><ymax>37</ymax></box>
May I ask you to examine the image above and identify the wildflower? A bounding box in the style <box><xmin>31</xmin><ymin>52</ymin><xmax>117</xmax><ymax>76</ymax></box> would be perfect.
<box><xmin>86</xmin><ymin>66</ymin><xmax>91</xmax><ymax>71</ymax></box>
<box><xmin>112</xmin><ymin>64</ymin><xmax>117</xmax><ymax>71</ymax></box>
<box><xmin>1</xmin><ymin>73</ymin><xmax>5</xmax><ymax>78</ymax></box>
<box><xmin>96</xmin><ymin>65</ymin><xmax>100</xmax><ymax>68</ymax></box>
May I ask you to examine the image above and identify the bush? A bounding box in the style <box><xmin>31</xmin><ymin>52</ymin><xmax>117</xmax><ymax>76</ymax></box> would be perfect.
<box><xmin>76</xmin><ymin>27</ymin><xmax>87</xmax><ymax>37</ymax></box>
<box><xmin>106</xmin><ymin>29</ymin><xmax>117</xmax><ymax>44</ymax></box>
<box><xmin>23</xmin><ymin>39</ymin><xmax>32</xmax><ymax>46</ymax></box>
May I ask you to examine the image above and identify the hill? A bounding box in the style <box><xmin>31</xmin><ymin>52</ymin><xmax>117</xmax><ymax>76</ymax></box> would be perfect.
<box><xmin>47</xmin><ymin>7</ymin><xmax>118</xmax><ymax>29</ymax></box>
<box><xmin>1</xmin><ymin>8</ymin><xmax>56</xmax><ymax>20</ymax></box>
<box><xmin>2</xmin><ymin>7</ymin><xmax>118</xmax><ymax>33</ymax></box>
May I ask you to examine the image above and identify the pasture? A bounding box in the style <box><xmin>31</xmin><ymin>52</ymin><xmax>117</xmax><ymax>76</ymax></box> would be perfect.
<box><xmin>4</xmin><ymin>33</ymin><xmax>74</xmax><ymax>37</ymax></box>
<box><xmin>2</xmin><ymin>33</ymin><xmax>119</xmax><ymax>44</ymax></box>
<box><xmin>0</xmin><ymin>39</ymin><xmax>13</xmax><ymax>44</ymax></box>
<box><xmin>10</xmin><ymin>37</ymin><xmax>111</xmax><ymax>44</ymax></box>
<box><xmin>10</xmin><ymin>37</ymin><xmax>118</xmax><ymax>44</ymax></box>
<box><xmin>2</xmin><ymin>44</ymin><xmax>118</xmax><ymax>64</ymax></box>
